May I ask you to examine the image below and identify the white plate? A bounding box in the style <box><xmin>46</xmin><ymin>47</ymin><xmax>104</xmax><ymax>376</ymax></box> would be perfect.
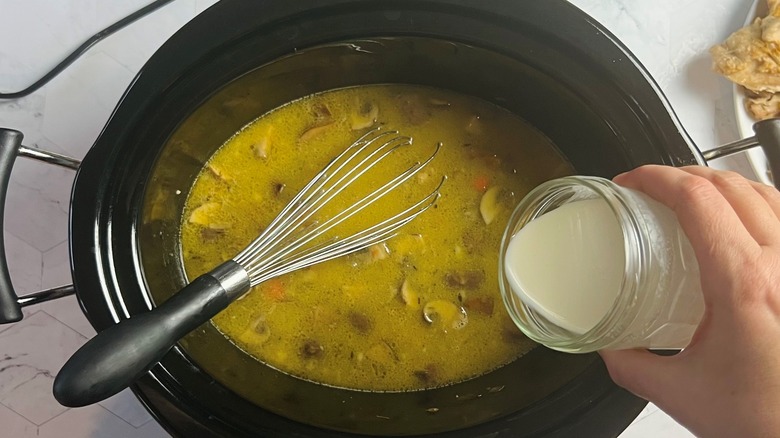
<box><xmin>732</xmin><ymin>0</ymin><xmax>774</xmax><ymax>185</ymax></box>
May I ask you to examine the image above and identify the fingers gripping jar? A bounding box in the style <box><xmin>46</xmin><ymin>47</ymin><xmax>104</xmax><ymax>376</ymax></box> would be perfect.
<box><xmin>499</xmin><ymin>176</ymin><xmax>704</xmax><ymax>353</ymax></box>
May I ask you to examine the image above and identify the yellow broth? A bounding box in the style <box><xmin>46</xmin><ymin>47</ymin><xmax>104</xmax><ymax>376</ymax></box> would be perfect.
<box><xmin>180</xmin><ymin>84</ymin><xmax>573</xmax><ymax>391</ymax></box>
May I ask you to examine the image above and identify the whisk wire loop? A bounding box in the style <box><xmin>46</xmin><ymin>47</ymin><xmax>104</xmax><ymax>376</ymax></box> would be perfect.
<box><xmin>251</xmin><ymin>133</ymin><xmax>410</xmax><ymax>262</ymax></box>
<box><xmin>249</xmin><ymin>177</ymin><xmax>444</xmax><ymax>285</ymax></box>
<box><xmin>243</xmin><ymin>143</ymin><xmax>441</xmax><ymax>279</ymax></box>
<box><xmin>234</xmin><ymin>127</ymin><xmax>443</xmax><ymax>287</ymax></box>
<box><xmin>235</xmin><ymin>128</ymin><xmax>408</xmax><ymax>265</ymax></box>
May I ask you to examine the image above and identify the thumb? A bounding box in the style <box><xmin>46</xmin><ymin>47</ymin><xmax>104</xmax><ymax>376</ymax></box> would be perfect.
<box><xmin>599</xmin><ymin>349</ymin><xmax>679</xmax><ymax>403</ymax></box>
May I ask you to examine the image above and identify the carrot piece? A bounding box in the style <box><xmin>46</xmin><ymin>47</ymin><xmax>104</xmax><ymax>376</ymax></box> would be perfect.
<box><xmin>264</xmin><ymin>278</ymin><xmax>286</xmax><ymax>301</ymax></box>
<box><xmin>473</xmin><ymin>175</ymin><xmax>490</xmax><ymax>192</ymax></box>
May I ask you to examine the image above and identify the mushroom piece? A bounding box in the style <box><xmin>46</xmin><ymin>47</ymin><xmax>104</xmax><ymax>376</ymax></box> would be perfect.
<box><xmin>238</xmin><ymin>315</ymin><xmax>272</xmax><ymax>346</ymax></box>
<box><xmin>367</xmin><ymin>243</ymin><xmax>390</xmax><ymax>262</ymax></box>
<box><xmin>273</xmin><ymin>182</ymin><xmax>286</xmax><ymax>197</ymax></box>
<box><xmin>251</xmin><ymin>137</ymin><xmax>270</xmax><ymax>159</ymax></box>
<box><xmin>399</xmin><ymin>278</ymin><xmax>420</xmax><ymax>308</ymax></box>
<box><xmin>206</xmin><ymin>163</ymin><xmax>231</xmax><ymax>182</ymax></box>
<box><xmin>391</xmin><ymin>233</ymin><xmax>426</xmax><ymax>258</ymax></box>
<box><xmin>200</xmin><ymin>225</ymin><xmax>226</xmax><ymax>242</ymax></box>
<box><xmin>298</xmin><ymin>103</ymin><xmax>337</xmax><ymax>142</ymax></box>
<box><xmin>250</xmin><ymin>126</ymin><xmax>273</xmax><ymax>159</ymax></box>
<box><xmin>422</xmin><ymin>300</ymin><xmax>468</xmax><ymax>330</ymax></box>
<box><xmin>353</xmin><ymin>242</ymin><xmax>390</xmax><ymax>265</ymax></box>
<box><xmin>464</xmin><ymin>296</ymin><xmax>495</xmax><ymax>316</ymax></box>
<box><xmin>351</xmin><ymin>101</ymin><xmax>379</xmax><ymax>130</ymax></box>
<box><xmin>301</xmin><ymin>339</ymin><xmax>324</xmax><ymax>358</ymax></box>
<box><xmin>479</xmin><ymin>186</ymin><xmax>504</xmax><ymax>225</ymax></box>
<box><xmin>413</xmin><ymin>364</ymin><xmax>439</xmax><ymax>384</ymax></box>
<box><xmin>299</xmin><ymin>122</ymin><xmax>335</xmax><ymax>142</ymax></box>
<box><xmin>311</xmin><ymin>102</ymin><xmax>332</xmax><ymax>122</ymax></box>
<box><xmin>188</xmin><ymin>202</ymin><xmax>221</xmax><ymax>225</ymax></box>
<box><xmin>444</xmin><ymin>270</ymin><xmax>484</xmax><ymax>290</ymax></box>
<box><xmin>349</xmin><ymin>311</ymin><xmax>373</xmax><ymax>334</ymax></box>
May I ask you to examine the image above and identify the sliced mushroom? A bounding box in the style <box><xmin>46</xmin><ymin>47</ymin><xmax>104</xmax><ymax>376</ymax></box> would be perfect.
<box><xmin>423</xmin><ymin>300</ymin><xmax>468</xmax><ymax>330</ymax></box>
<box><xmin>200</xmin><ymin>225</ymin><xmax>226</xmax><ymax>242</ymax></box>
<box><xmin>251</xmin><ymin>137</ymin><xmax>270</xmax><ymax>159</ymax></box>
<box><xmin>444</xmin><ymin>270</ymin><xmax>484</xmax><ymax>290</ymax></box>
<box><xmin>349</xmin><ymin>311</ymin><xmax>373</xmax><ymax>334</ymax></box>
<box><xmin>479</xmin><ymin>186</ymin><xmax>504</xmax><ymax>225</ymax></box>
<box><xmin>299</xmin><ymin>122</ymin><xmax>336</xmax><ymax>142</ymax></box>
<box><xmin>311</xmin><ymin>102</ymin><xmax>332</xmax><ymax>122</ymax></box>
<box><xmin>188</xmin><ymin>202</ymin><xmax>221</xmax><ymax>225</ymax></box>
<box><xmin>353</xmin><ymin>242</ymin><xmax>391</xmax><ymax>265</ymax></box>
<box><xmin>391</xmin><ymin>233</ymin><xmax>426</xmax><ymax>257</ymax></box>
<box><xmin>301</xmin><ymin>339</ymin><xmax>324</xmax><ymax>358</ymax></box>
<box><xmin>464</xmin><ymin>296</ymin><xmax>495</xmax><ymax>316</ymax></box>
<box><xmin>399</xmin><ymin>278</ymin><xmax>420</xmax><ymax>308</ymax></box>
<box><xmin>206</xmin><ymin>163</ymin><xmax>231</xmax><ymax>182</ymax></box>
<box><xmin>297</xmin><ymin>102</ymin><xmax>337</xmax><ymax>143</ymax></box>
<box><xmin>238</xmin><ymin>315</ymin><xmax>271</xmax><ymax>346</ymax></box>
<box><xmin>351</xmin><ymin>101</ymin><xmax>379</xmax><ymax>130</ymax></box>
<box><xmin>413</xmin><ymin>364</ymin><xmax>439</xmax><ymax>384</ymax></box>
<box><xmin>367</xmin><ymin>243</ymin><xmax>390</xmax><ymax>262</ymax></box>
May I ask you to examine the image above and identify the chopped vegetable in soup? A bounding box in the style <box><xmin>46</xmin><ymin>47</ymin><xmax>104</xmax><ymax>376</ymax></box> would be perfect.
<box><xmin>180</xmin><ymin>84</ymin><xmax>573</xmax><ymax>391</ymax></box>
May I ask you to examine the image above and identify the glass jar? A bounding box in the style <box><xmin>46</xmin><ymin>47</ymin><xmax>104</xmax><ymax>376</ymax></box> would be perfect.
<box><xmin>499</xmin><ymin>176</ymin><xmax>704</xmax><ymax>353</ymax></box>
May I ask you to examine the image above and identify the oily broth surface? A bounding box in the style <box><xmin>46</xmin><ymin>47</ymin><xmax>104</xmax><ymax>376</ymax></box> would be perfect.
<box><xmin>180</xmin><ymin>84</ymin><xmax>572</xmax><ymax>391</ymax></box>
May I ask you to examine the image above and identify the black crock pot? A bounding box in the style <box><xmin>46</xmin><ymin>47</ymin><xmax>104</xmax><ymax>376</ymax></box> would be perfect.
<box><xmin>1</xmin><ymin>0</ymin><xmax>740</xmax><ymax>436</ymax></box>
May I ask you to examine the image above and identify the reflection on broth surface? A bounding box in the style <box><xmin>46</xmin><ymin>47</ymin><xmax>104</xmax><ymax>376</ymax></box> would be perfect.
<box><xmin>180</xmin><ymin>84</ymin><xmax>573</xmax><ymax>391</ymax></box>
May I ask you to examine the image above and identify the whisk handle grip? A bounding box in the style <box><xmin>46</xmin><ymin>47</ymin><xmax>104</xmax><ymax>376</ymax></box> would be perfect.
<box><xmin>53</xmin><ymin>261</ymin><xmax>250</xmax><ymax>407</ymax></box>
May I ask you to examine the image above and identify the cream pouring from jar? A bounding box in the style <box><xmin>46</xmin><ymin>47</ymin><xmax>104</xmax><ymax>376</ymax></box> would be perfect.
<box><xmin>498</xmin><ymin>176</ymin><xmax>705</xmax><ymax>353</ymax></box>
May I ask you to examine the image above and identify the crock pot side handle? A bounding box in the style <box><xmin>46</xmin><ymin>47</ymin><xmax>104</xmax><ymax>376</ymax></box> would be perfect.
<box><xmin>0</xmin><ymin>128</ymin><xmax>24</xmax><ymax>324</ymax></box>
<box><xmin>703</xmin><ymin>118</ymin><xmax>780</xmax><ymax>189</ymax></box>
<box><xmin>752</xmin><ymin>119</ymin><xmax>780</xmax><ymax>189</ymax></box>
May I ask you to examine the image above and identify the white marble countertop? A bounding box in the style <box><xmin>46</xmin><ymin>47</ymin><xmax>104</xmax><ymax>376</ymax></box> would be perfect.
<box><xmin>0</xmin><ymin>0</ymin><xmax>758</xmax><ymax>436</ymax></box>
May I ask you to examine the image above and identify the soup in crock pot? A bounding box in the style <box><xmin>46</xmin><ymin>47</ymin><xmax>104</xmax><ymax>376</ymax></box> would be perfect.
<box><xmin>179</xmin><ymin>84</ymin><xmax>573</xmax><ymax>391</ymax></box>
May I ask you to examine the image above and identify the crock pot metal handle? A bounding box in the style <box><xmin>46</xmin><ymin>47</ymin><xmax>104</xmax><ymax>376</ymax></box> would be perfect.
<box><xmin>0</xmin><ymin>128</ymin><xmax>24</xmax><ymax>323</ymax></box>
<box><xmin>0</xmin><ymin>128</ymin><xmax>80</xmax><ymax>324</ymax></box>
<box><xmin>703</xmin><ymin>118</ymin><xmax>780</xmax><ymax>189</ymax></box>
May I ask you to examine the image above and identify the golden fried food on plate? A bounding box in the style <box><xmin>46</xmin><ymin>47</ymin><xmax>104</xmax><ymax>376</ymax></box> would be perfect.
<box><xmin>711</xmin><ymin>0</ymin><xmax>780</xmax><ymax>119</ymax></box>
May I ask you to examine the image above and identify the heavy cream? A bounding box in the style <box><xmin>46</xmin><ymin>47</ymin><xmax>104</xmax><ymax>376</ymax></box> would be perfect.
<box><xmin>503</xmin><ymin>198</ymin><xmax>624</xmax><ymax>334</ymax></box>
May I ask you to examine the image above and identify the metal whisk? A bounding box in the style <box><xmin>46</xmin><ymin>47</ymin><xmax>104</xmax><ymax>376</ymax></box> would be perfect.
<box><xmin>53</xmin><ymin>127</ymin><xmax>443</xmax><ymax>407</ymax></box>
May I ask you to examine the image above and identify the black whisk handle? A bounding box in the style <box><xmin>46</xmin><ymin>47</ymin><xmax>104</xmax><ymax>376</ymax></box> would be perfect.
<box><xmin>53</xmin><ymin>260</ymin><xmax>250</xmax><ymax>407</ymax></box>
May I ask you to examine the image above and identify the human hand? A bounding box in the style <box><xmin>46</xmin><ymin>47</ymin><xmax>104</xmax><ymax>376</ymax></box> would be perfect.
<box><xmin>599</xmin><ymin>165</ymin><xmax>780</xmax><ymax>437</ymax></box>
